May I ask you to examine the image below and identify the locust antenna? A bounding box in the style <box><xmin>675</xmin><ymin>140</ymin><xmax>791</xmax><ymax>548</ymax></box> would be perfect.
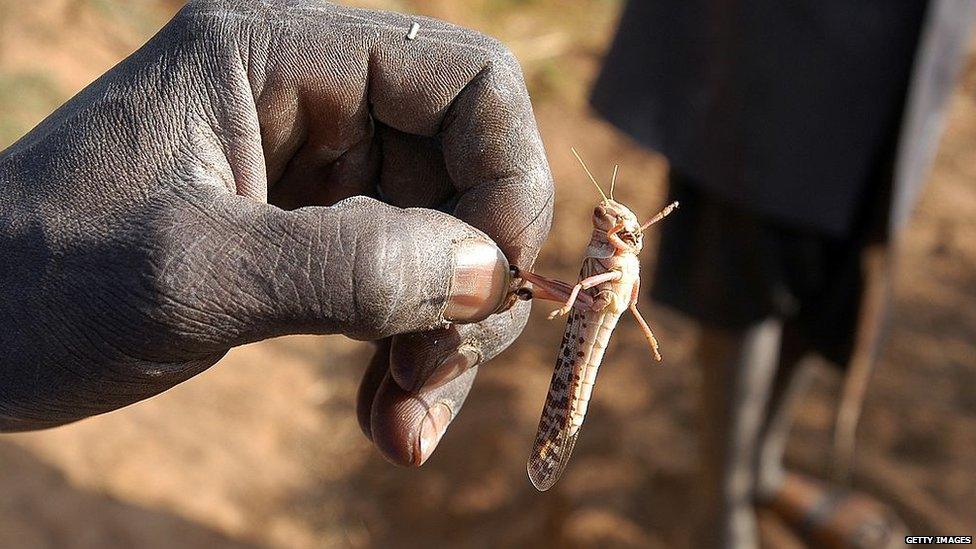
<box><xmin>610</xmin><ymin>164</ymin><xmax>619</xmax><ymax>200</ymax></box>
<box><xmin>571</xmin><ymin>147</ymin><xmax>608</xmax><ymax>203</ymax></box>
<box><xmin>641</xmin><ymin>201</ymin><xmax>680</xmax><ymax>230</ymax></box>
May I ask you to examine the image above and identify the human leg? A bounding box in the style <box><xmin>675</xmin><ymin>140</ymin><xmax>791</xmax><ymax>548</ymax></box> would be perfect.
<box><xmin>696</xmin><ymin>318</ymin><xmax>783</xmax><ymax>548</ymax></box>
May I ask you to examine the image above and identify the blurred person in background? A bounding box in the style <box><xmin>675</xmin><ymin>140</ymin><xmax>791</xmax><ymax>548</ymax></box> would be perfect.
<box><xmin>591</xmin><ymin>1</ymin><xmax>974</xmax><ymax>547</ymax></box>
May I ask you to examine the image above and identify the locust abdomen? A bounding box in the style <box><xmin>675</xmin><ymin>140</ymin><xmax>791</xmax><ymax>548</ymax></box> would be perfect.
<box><xmin>567</xmin><ymin>308</ymin><xmax>622</xmax><ymax>434</ymax></box>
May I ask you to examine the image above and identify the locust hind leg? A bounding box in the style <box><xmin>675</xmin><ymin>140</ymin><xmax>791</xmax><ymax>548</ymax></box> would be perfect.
<box><xmin>513</xmin><ymin>268</ymin><xmax>617</xmax><ymax>318</ymax></box>
<box><xmin>514</xmin><ymin>269</ymin><xmax>578</xmax><ymax>303</ymax></box>
<box><xmin>545</xmin><ymin>271</ymin><xmax>622</xmax><ymax>320</ymax></box>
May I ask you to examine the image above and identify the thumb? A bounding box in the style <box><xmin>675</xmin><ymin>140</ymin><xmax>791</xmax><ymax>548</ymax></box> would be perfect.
<box><xmin>171</xmin><ymin>194</ymin><xmax>511</xmax><ymax>349</ymax></box>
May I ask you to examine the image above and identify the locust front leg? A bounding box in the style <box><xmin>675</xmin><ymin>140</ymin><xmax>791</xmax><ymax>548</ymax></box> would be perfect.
<box><xmin>607</xmin><ymin>221</ymin><xmax>631</xmax><ymax>252</ymax></box>
<box><xmin>629</xmin><ymin>279</ymin><xmax>662</xmax><ymax>361</ymax></box>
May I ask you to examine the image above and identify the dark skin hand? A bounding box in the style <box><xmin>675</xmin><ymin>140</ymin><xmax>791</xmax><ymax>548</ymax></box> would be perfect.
<box><xmin>0</xmin><ymin>0</ymin><xmax>553</xmax><ymax>467</ymax></box>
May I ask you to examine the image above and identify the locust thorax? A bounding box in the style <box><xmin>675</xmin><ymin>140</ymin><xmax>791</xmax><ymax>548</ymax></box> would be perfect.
<box><xmin>592</xmin><ymin>200</ymin><xmax>644</xmax><ymax>252</ymax></box>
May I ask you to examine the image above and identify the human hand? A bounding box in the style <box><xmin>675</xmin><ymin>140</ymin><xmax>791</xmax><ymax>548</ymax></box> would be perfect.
<box><xmin>0</xmin><ymin>0</ymin><xmax>552</xmax><ymax>467</ymax></box>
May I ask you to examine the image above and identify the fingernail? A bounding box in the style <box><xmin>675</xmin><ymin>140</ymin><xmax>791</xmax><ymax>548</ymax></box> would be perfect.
<box><xmin>444</xmin><ymin>240</ymin><xmax>509</xmax><ymax>322</ymax></box>
<box><xmin>422</xmin><ymin>347</ymin><xmax>479</xmax><ymax>391</ymax></box>
<box><xmin>415</xmin><ymin>402</ymin><xmax>453</xmax><ymax>466</ymax></box>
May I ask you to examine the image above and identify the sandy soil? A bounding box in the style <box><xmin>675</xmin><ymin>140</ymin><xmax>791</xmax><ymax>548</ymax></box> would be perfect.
<box><xmin>0</xmin><ymin>1</ymin><xmax>973</xmax><ymax>547</ymax></box>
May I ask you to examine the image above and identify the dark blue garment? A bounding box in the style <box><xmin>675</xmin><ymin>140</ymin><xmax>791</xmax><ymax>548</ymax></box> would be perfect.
<box><xmin>591</xmin><ymin>0</ymin><xmax>933</xmax><ymax>238</ymax></box>
<box><xmin>591</xmin><ymin>0</ymin><xmax>974</xmax><ymax>360</ymax></box>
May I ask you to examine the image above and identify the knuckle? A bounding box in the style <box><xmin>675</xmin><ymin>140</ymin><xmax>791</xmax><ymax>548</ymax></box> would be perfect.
<box><xmin>335</xmin><ymin>204</ymin><xmax>405</xmax><ymax>338</ymax></box>
<box><xmin>349</xmin><ymin>243</ymin><xmax>403</xmax><ymax>338</ymax></box>
<box><xmin>172</xmin><ymin>0</ymin><xmax>253</xmax><ymax>36</ymax></box>
<box><xmin>180</xmin><ymin>0</ymin><xmax>244</xmax><ymax>14</ymax></box>
<box><xmin>450</xmin><ymin>27</ymin><xmax>522</xmax><ymax>75</ymax></box>
<box><xmin>478</xmin><ymin>34</ymin><xmax>523</xmax><ymax>75</ymax></box>
<box><xmin>343</xmin><ymin>207</ymin><xmax>455</xmax><ymax>339</ymax></box>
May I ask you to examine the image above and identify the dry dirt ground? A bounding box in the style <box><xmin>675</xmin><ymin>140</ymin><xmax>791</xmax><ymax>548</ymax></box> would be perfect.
<box><xmin>0</xmin><ymin>1</ymin><xmax>973</xmax><ymax>547</ymax></box>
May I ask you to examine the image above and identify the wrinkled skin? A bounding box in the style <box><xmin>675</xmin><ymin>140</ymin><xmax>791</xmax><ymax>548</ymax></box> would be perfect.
<box><xmin>0</xmin><ymin>0</ymin><xmax>552</xmax><ymax>467</ymax></box>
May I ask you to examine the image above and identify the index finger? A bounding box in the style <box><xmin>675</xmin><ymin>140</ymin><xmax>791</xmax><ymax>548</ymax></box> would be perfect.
<box><xmin>248</xmin><ymin>3</ymin><xmax>553</xmax><ymax>265</ymax></box>
<box><xmin>361</xmin><ymin>11</ymin><xmax>554</xmax><ymax>268</ymax></box>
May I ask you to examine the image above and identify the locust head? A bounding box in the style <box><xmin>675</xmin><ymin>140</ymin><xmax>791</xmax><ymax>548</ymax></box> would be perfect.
<box><xmin>573</xmin><ymin>147</ymin><xmax>678</xmax><ymax>255</ymax></box>
<box><xmin>593</xmin><ymin>200</ymin><xmax>643</xmax><ymax>253</ymax></box>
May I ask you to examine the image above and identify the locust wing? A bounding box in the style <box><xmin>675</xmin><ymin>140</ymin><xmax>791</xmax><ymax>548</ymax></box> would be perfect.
<box><xmin>527</xmin><ymin>307</ymin><xmax>588</xmax><ymax>491</ymax></box>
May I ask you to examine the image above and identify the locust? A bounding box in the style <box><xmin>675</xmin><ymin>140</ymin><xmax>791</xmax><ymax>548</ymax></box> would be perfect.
<box><xmin>511</xmin><ymin>149</ymin><xmax>678</xmax><ymax>491</ymax></box>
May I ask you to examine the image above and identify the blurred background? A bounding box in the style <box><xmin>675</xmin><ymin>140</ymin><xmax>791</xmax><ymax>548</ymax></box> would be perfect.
<box><xmin>0</xmin><ymin>1</ymin><xmax>974</xmax><ymax>547</ymax></box>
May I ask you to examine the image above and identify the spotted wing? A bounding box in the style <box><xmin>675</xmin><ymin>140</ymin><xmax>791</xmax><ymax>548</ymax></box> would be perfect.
<box><xmin>527</xmin><ymin>307</ymin><xmax>587</xmax><ymax>491</ymax></box>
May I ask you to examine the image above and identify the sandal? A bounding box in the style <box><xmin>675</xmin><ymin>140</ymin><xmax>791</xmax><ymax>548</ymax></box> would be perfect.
<box><xmin>756</xmin><ymin>472</ymin><xmax>908</xmax><ymax>548</ymax></box>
